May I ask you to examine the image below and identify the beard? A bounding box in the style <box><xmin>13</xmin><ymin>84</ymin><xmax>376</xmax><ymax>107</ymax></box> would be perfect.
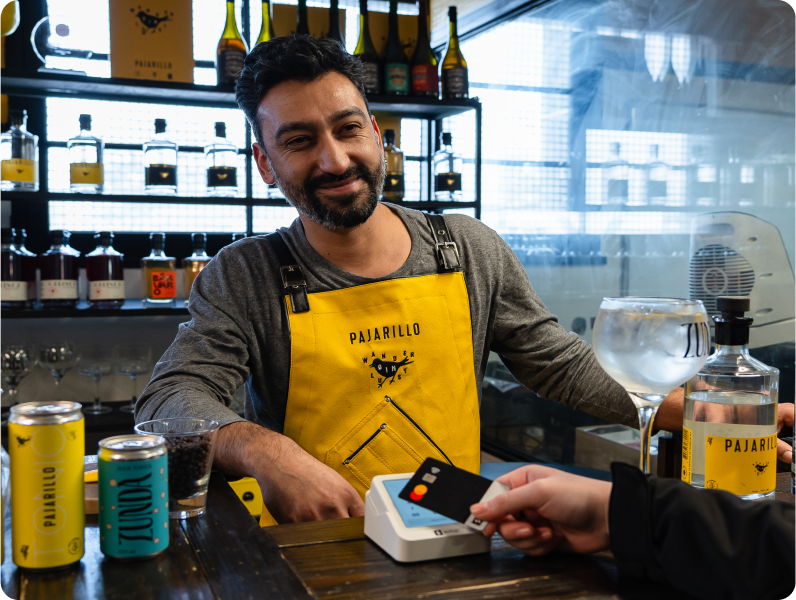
<box><xmin>269</xmin><ymin>154</ymin><xmax>386</xmax><ymax>230</ymax></box>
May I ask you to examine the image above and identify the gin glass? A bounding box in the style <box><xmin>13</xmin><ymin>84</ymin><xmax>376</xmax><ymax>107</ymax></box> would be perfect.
<box><xmin>116</xmin><ymin>344</ymin><xmax>152</xmax><ymax>414</ymax></box>
<box><xmin>593</xmin><ymin>297</ymin><xmax>710</xmax><ymax>473</ymax></box>
<box><xmin>39</xmin><ymin>340</ymin><xmax>79</xmax><ymax>400</ymax></box>
<box><xmin>1</xmin><ymin>344</ymin><xmax>36</xmax><ymax>405</ymax></box>
<box><xmin>78</xmin><ymin>345</ymin><xmax>114</xmax><ymax>414</ymax></box>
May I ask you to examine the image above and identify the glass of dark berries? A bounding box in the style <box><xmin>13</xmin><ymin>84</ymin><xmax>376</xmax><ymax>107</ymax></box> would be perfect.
<box><xmin>134</xmin><ymin>418</ymin><xmax>220</xmax><ymax>519</ymax></box>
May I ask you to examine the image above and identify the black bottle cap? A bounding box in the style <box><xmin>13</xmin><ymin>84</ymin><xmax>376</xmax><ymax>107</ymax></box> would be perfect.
<box><xmin>9</xmin><ymin>109</ymin><xmax>27</xmax><ymax>126</ymax></box>
<box><xmin>79</xmin><ymin>114</ymin><xmax>92</xmax><ymax>131</ymax></box>
<box><xmin>232</xmin><ymin>233</ymin><xmax>246</xmax><ymax>242</ymax></box>
<box><xmin>448</xmin><ymin>6</ymin><xmax>457</xmax><ymax>19</ymax></box>
<box><xmin>155</xmin><ymin>119</ymin><xmax>167</xmax><ymax>134</ymax></box>
<box><xmin>1</xmin><ymin>228</ymin><xmax>13</xmax><ymax>244</ymax></box>
<box><xmin>95</xmin><ymin>231</ymin><xmax>114</xmax><ymax>246</ymax></box>
<box><xmin>713</xmin><ymin>295</ymin><xmax>753</xmax><ymax>345</ymax></box>
<box><xmin>359</xmin><ymin>0</ymin><xmax>368</xmax><ymax>13</ymax></box>
<box><xmin>150</xmin><ymin>232</ymin><xmax>166</xmax><ymax>250</ymax></box>
<box><xmin>192</xmin><ymin>232</ymin><xmax>207</xmax><ymax>251</ymax></box>
<box><xmin>384</xmin><ymin>129</ymin><xmax>396</xmax><ymax>145</ymax></box>
<box><xmin>50</xmin><ymin>229</ymin><xmax>70</xmax><ymax>246</ymax></box>
<box><xmin>215</xmin><ymin>122</ymin><xmax>226</xmax><ymax>138</ymax></box>
<box><xmin>441</xmin><ymin>132</ymin><xmax>452</xmax><ymax>146</ymax></box>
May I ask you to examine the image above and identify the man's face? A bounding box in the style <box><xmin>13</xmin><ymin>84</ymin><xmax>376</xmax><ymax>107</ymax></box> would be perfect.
<box><xmin>252</xmin><ymin>72</ymin><xmax>385</xmax><ymax>230</ymax></box>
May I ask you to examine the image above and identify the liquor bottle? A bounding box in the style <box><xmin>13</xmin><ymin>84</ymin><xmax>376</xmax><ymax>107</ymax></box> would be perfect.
<box><xmin>13</xmin><ymin>228</ymin><xmax>36</xmax><ymax>308</ymax></box>
<box><xmin>216</xmin><ymin>0</ymin><xmax>248</xmax><ymax>86</ymax></box>
<box><xmin>144</xmin><ymin>119</ymin><xmax>178</xmax><ymax>195</ymax></box>
<box><xmin>433</xmin><ymin>132</ymin><xmax>463</xmax><ymax>201</ymax></box>
<box><xmin>382</xmin><ymin>0</ymin><xmax>409</xmax><ymax>95</ymax></box>
<box><xmin>205</xmin><ymin>122</ymin><xmax>238</xmax><ymax>197</ymax></box>
<box><xmin>296</xmin><ymin>0</ymin><xmax>310</xmax><ymax>35</ymax></box>
<box><xmin>643</xmin><ymin>144</ymin><xmax>669</xmax><ymax>206</ymax></box>
<box><xmin>327</xmin><ymin>0</ymin><xmax>344</xmax><ymax>45</ymax></box>
<box><xmin>687</xmin><ymin>145</ymin><xmax>718</xmax><ymax>207</ymax></box>
<box><xmin>141</xmin><ymin>232</ymin><xmax>177</xmax><ymax>307</ymax></box>
<box><xmin>683</xmin><ymin>296</ymin><xmax>779</xmax><ymax>501</ymax></box>
<box><xmin>67</xmin><ymin>114</ymin><xmax>104</xmax><ymax>194</ymax></box>
<box><xmin>601</xmin><ymin>142</ymin><xmax>628</xmax><ymax>206</ymax></box>
<box><xmin>439</xmin><ymin>7</ymin><xmax>468</xmax><ymax>99</ymax></box>
<box><xmin>410</xmin><ymin>0</ymin><xmax>438</xmax><ymax>96</ymax></box>
<box><xmin>39</xmin><ymin>230</ymin><xmax>80</xmax><ymax>309</ymax></box>
<box><xmin>382</xmin><ymin>129</ymin><xmax>404</xmax><ymax>201</ymax></box>
<box><xmin>1</xmin><ymin>228</ymin><xmax>25</xmax><ymax>309</ymax></box>
<box><xmin>85</xmin><ymin>231</ymin><xmax>124</xmax><ymax>309</ymax></box>
<box><xmin>255</xmin><ymin>0</ymin><xmax>275</xmax><ymax>45</ymax></box>
<box><xmin>354</xmin><ymin>0</ymin><xmax>380</xmax><ymax>94</ymax></box>
<box><xmin>1</xmin><ymin>109</ymin><xmax>39</xmax><ymax>192</ymax></box>
<box><xmin>183</xmin><ymin>233</ymin><xmax>212</xmax><ymax>299</ymax></box>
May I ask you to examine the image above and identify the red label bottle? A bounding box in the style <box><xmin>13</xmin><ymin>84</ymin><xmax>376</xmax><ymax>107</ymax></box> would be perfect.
<box><xmin>86</xmin><ymin>231</ymin><xmax>125</xmax><ymax>309</ymax></box>
<box><xmin>39</xmin><ymin>229</ymin><xmax>80</xmax><ymax>308</ymax></box>
<box><xmin>1</xmin><ymin>228</ymin><xmax>25</xmax><ymax>309</ymax></box>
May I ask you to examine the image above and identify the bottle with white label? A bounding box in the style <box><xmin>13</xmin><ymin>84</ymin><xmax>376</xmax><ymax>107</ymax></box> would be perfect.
<box><xmin>683</xmin><ymin>296</ymin><xmax>779</xmax><ymax>500</ymax></box>
<box><xmin>39</xmin><ymin>230</ymin><xmax>80</xmax><ymax>309</ymax></box>
<box><xmin>1</xmin><ymin>228</ymin><xmax>26</xmax><ymax>309</ymax></box>
<box><xmin>86</xmin><ymin>231</ymin><xmax>124</xmax><ymax>309</ymax></box>
<box><xmin>68</xmin><ymin>114</ymin><xmax>104</xmax><ymax>194</ymax></box>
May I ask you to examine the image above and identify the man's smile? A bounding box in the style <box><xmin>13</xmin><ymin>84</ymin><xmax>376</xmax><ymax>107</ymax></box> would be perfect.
<box><xmin>316</xmin><ymin>176</ymin><xmax>362</xmax><ymax>195</ymax></box>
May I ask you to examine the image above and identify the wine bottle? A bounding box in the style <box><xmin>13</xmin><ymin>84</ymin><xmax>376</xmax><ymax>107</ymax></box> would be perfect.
<box><xmin>381</xmin><ymin>0</ymin><xmax>409</xmax><ymax>95</ymax></box>
<box><xmin>327</xmin><ymin>0</ymin><xmax>345</xmax><ymax>45</ymax></box>
<box><xmin>382</xmin><ymin>129</ymin><xmax>404</xmax><ymax>201</ymax></box>
<box><xmin>410</xmin><ymin>0</ymin><xmax>438</xmax><ymax>96</ymax></box>
<box><xmin>86</xmin><ymin>231</ymin><xmax>125</xmax><ymax>309</ymax></box>
<box><xmin>296</xmin><ymin>0</ymin><xmax>310</xmax><ymax>35</ymax></box>
<box><xmin>354</xmin><ymin>0</ymin><xmax>380</xmax><ymax>94</ymax></box>
<box><xmin>216</xmin><ymin>0</ymin><xmax>248</xmax><ymax>86</ymax></box>
<box><xmin>40</xmin><ymin>230</ymin><xmax>80</xmax><ymax>309</ymax></box>
<box><xmin>440</xmin><ymin>6</ymin><xmax>468</xmax><ymax>99</ymax></box>
<box><xmin>255</xmin><ymin>0</ymin><xmax>275</xmax><ymax>45</ymax></box>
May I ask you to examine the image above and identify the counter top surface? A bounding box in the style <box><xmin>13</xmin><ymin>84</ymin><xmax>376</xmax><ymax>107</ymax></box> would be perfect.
<box><xmin>2</xmin><ymin>471</ymin><xmax>792</xmax><ymax>599</ymax></box>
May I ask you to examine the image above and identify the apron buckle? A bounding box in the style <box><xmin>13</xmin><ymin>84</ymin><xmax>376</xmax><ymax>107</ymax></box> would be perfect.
<box><xmin>435</xmin><ymin>242</ymin><xmax>461</xmax><ymax>271</ymax></box>
<box><xmin>280</xmin><ymin>265</ymin><xmax>307</xmax><ymax>289</ymax></box>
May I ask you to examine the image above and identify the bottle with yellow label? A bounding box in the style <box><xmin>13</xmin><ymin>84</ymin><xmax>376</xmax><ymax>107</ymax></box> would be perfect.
<box><xmin>68</xmin><ymin>114</ymin><xmax>104</xmax><ymax>194</ymax></box>
<box><xmin>683</xmin><ymin>296</ymin><xmax>779</xmax><ymax>500</ymax></box>
<box><xmin>1</xmin><ymin>109</ymin><xmax>39</xmax><ymax>192</ymax></box>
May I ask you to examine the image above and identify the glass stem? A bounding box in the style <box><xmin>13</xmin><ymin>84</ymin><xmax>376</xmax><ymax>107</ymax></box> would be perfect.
<box><xmin>130</xmin><ymin>375</ymin><xmax>137</xmax><ymax>407</ymax></box>
<box><xmin>94</xmin><ymin>376</ymin><xmax>102</xmax><ymax>410</ymax></box>
<box><xmin>637</xmin><ymin>403</ymin><xmax>659</xmax><ymax>474</ymax></box>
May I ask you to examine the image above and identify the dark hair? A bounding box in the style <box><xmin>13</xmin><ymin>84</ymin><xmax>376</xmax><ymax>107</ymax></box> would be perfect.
<box><xmin>235</xmin><ymin>35</ymin><xmax>369</xmax><ymax>151</ymax></box>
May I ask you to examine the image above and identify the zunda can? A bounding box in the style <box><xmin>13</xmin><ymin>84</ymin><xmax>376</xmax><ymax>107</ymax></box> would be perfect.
<box><xmin>99</xmin><ymin>435</ymin><xmax>169</xmax><ymax>560</ymax></box>
<box><xmin>9</xmin><ymin>401</ymin><xmax>85</xmax><ymax>570</ymax></box>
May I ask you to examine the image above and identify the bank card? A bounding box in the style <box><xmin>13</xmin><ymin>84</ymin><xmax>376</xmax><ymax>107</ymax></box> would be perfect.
<box><xmin>398</xmin><ymin>458</ymin><xmax>510</xmax><ymax>531</ymax></box>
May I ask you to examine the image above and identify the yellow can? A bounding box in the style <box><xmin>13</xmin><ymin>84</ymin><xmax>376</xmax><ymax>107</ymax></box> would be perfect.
<box><xmin>9</xmin><ymin>401</ymin><xmax>85</xmax><ymax>570</ymax></box>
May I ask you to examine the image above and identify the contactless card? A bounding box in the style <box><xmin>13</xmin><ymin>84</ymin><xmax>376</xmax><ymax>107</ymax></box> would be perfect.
<box><xmin>398</xmin><ymin>458</ymin><xmax>510</xmax><ymax>531</ymax></box>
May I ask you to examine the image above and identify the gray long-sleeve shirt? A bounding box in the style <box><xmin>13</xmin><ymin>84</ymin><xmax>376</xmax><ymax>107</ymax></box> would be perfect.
<box><xmin>136</xmin><ymin>204</ymin><xmax>636</xmax><ymax>431</ymax></box>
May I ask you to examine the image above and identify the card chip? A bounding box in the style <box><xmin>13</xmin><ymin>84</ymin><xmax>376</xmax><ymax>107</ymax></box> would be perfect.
<box><xmin>422</xmin><ymin>473</ymin><xmax>437</xmax><ymax>483</ymax></box>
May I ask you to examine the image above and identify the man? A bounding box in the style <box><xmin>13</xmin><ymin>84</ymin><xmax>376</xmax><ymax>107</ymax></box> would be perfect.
<box><xmin>134</xmin><ymin>35</ymin><xmax>712</xmax><ymax>524</ymax></box>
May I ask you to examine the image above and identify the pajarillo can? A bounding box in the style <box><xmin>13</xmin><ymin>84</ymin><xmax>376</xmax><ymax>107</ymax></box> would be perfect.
<box><xmin>9</xmin><ymin>401</ymin><xmax>84</xmax><ymax>570</ymax></box>
<box><xmin>99</xmin><ymin>434</ymin><xmax>169</xmax><ymax>559</ymax></box>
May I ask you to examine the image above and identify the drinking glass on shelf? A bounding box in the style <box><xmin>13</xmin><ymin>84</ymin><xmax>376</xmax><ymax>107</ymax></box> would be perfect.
<box><xmin>39</xmin><ymin>341</ymin><xmax>79</xmax><ymax>399</ymax></box>
<box><xmin>78</xmin><ymin>345</ymin><xmax>114</xmax><ymax>415</ymax></box>
<box><xmin>1</xmin><ymin>344</ymin><xmax>36</xmax><ymax>405</ymax></box>
<box><xmin>592</xmin><ymin>297</ymin><xmax>710</xmax><ymax>473</ymax></box>
<box><xmin>115</xmin><ymin>344</ymin><xmax>152</xmax><ymax>414</ymax></box>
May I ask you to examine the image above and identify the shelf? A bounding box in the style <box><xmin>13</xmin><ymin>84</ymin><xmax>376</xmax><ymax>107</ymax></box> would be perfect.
<box><xmin>2</xmin><ymin>70</ymin><xmax>481</xmax><ymax>118</ymax></box>
<box><xmin>2</xmin><ymin>299</ymin><xmax>190</xmax><ymax>319</ymax></box>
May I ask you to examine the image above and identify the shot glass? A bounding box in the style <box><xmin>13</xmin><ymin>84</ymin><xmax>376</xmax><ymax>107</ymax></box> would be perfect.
<box><xmin>134</xmin><ymin>418</ymin><xmax>219</xmax><ymax>519</ymax></box>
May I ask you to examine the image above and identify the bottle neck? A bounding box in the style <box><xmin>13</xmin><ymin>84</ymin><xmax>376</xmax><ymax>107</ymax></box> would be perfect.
<box><xmin>714</xmin><ymin>342</ymin><xmax>751</xmax><ymax>357</ymax></box>
<box><xmin>297</xmin><ymin>0</ymin><xmax>309</xmax><ymax>31</ymax></box>
<box><xmin>149</xmin><ymin>246</ymin><xmax>166</xmax><ymax>258</ymax></box>
<box><xmin>222</xmin><ymin>0</ymin><xmax>241</xmax><ymax>39</ymax></box>
<box><xmin>257</xmin><ymin>0</ymin><xmax>272</xmax><ymax>42</ymax></box>
<box><xmin>448</xmin><ymin>15</ymin><xmax>459</xmax><ymax>48</ymax></box>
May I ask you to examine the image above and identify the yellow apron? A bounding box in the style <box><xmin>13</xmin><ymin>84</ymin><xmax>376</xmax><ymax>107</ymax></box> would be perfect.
<box><xmin>260</xmin><ymin>215</ymin><xmax>480</xmax><ymax>526</ymax></box>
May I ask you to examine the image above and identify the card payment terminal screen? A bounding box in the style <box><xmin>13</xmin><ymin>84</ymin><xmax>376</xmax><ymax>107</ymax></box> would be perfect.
<box><xmin>382</xmin><ymin>479</ymin><xmax>457</xmax><ymax>529</ymax></box>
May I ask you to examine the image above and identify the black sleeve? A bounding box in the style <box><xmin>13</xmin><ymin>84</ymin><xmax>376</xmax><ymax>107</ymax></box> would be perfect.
<box><xmin>609</xmin><ymin>462</ymin><xmax>795</xmax><ymax>600</ymax></box>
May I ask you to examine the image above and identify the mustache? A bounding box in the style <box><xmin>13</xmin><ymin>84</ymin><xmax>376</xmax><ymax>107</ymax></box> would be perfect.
<box><xmin>304</xmin><ymin>165</ymin><xmax>373</xmax><ymax>193</ymax></box>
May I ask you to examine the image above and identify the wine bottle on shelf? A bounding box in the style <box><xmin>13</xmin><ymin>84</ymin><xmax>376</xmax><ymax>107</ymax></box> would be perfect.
<box><xmin>205</xmin><ymin>122</ymin><xmax>238</xmax><ymax>197</ymax></box>
<box><xmin>327</xmin><ymin>0</ymin><xmax>345</xmax><ymax>45</ymax></box>
<box><xmin>440</xmin><ymin>6</ymin><xmax>468</xmax><ymax>99</ymax></box>
<box><xmin>1</xmin><ymin>109</ymin><xmax>39</xmax><ymax>192</ymax></box>
<box><xmin>382</xmin><ymin>129</ymin><xmax>404</xmax><ymax>201</ymax></box>
<box><xmin>86</xmin><ymin>231</ymin><xmax>125</xmax><ymax>309</ymax></box>
<box><xmin>216</xmin><ymin>0</ymin><xmax>248</xmax><ymax>86</ymax></box>
<box><xmin>433</xmin><ymin>132</ymin><xmax>463</xmax><ymax>201</ymax></box>
<box><xmin>354</xmin><ymin>0</ymin><xmax>380</xmax><ymax>94</ymax></box>
<box><xmin>40</xmin><ymin>230</ymin><xmax>80</xmax><ymax>309</ymax></box>
<box><xmin>410</xmin><ymin>0</ymin><xmax>438</xmax><ymax>96</ymax></box>
<box><xmin>255</xmin><ymin>0</ymin><xmax>275</xmax><ymax>45</ymax></box>
<box><xmin>1</xmin><ymin>228</ymin><xmax>25</xmax><ymax>310</ymax></box>
<box><xmin>296</xmin><ymin>0</ymin><xmax>310</xmax><ymax>35</ymax></box>
<box><xmin>14</xmin><ymin>228</ymin><xmax>36</xmax><ymax>308</ymax></box>
<box><xmin>144</xmin><ymin>119</ymin><xmax>178</xmax><ymax>195</ymax></box>
<box><xmin>182</xmin><ymin>233</ymin><xmax>212</xmax><ymax>300</ymax></box>
<box><xmin>67</xmin><ymin>113</ymin><xmax>104</xmax><ymax>194</ymax></box>
<box><xmin>382</xmin><ymin>0</ymin><xmax>409</xmax><ymax>95</ymax></box>
<box><xmin>141</xmin><ymin>232</ymin><xmax>176</xmax><ymax>307</ymax></box>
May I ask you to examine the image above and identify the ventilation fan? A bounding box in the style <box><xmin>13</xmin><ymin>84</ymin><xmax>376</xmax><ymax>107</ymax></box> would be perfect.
<box><xmin>689</xmin><ymin>212</ymin><xmax>795</xmax><ymax>349</ymax></box>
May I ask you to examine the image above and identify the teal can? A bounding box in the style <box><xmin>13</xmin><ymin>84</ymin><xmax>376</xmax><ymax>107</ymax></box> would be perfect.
<box><xmin>98</xmin><ymin>435</ymin><xmax>169</xmax><ymax>560</ymax></box>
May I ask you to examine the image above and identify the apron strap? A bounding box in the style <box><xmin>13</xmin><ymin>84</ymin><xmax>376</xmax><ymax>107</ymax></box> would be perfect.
<box><xmin>424</xmin><ymin>213</ymin><xmax>462</xmax><ymax>273</ymax></box>
<box><xmin>264</xmin><ymin>232</ymin><xmax>310</xmax><ymax>314</ymax></box>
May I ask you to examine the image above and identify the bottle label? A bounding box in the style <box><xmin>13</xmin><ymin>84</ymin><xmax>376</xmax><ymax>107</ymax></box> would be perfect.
<box><xmin>1</xmin><ymin>281</ymin><xmax>26</xmax><ymax>301</ymax></box>
<box><xmin>385</xmin><ymin>63</ymin><xmax>409</xmax><ymax>93</ymax></box>
<box><xmin>442</xmin><ymin>67</ymin><xmax>468</xmax><ymax>98</ymax></box>
<box><xmin>681</xmin><ymin>426</ymin><xmax>693</xmax><ymax>484</ymax></box>
<box><xmin>411</xmin><ymin>64</ymin><xmax>438</xmax><ymax>94</ymax></box>
<box><xmin>648</xmin><ymin>180</ymin><xmax>667</xmax><ymax>198</ymax></box>
<box><xmin>383</xmin><ymin>173</ymin><xmax>405</xmax><ymax>193</ymax></box>
<box><xmin>40</xmin><ymin>279</ymin><xmax>78</xmax><ymax>300</ymax></box>
<box><xmin>703</xmin><ymin>433</ymin><xmax>777</xmax><ymax>495</ymax></box>
<box><xmin>217</xmin><ymin>50</ymin><xmax>246</xmax><ymax>83</ymax></box>
<box><xmin>435</xmin><ymin>172</ymin><xmax>462</xmax><ymax>192</ymax></box>
<box><xmin>1</xmin><ymin>159</ymin><xmax>36</xmax><ymax>183</ymax></box>
<box><xmin>145</xmin><ymin>165</ymin><xmax>177</xmax><ymax>187</ymax></box>
<box><xmin>607</xmin><ymin>179</ymin><xmax>628</xmax><ymax>199</ymax></box>
<box><xmin>207</xmin><ymin>166</ymin><xmax>238</xmax><ymax>188</ymax></box>
<box><xmin>148</xmin><ymin>271</ymin><xmax>177</xmax><ymax>299</ymax></box>
<box><xmin>70</xmin><ymin>163</ymin><xmax>104</xmax><ymax>185</ymax></box>
<box><xmin>362</xmin><ymin>62</ymin><xmax>379</xmax><ymax>92</ymax></box>
<box><xmin>89</xmin><ymin>280</ymin><xmax>125</xmax><ymax>301</ymax></box>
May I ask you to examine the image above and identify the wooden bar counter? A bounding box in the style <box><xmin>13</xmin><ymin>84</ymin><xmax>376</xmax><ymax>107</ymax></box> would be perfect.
<box><xmin>2</xmin><ymin>472</ymin><xmax>793</xmax><ymax>599</ymax></box>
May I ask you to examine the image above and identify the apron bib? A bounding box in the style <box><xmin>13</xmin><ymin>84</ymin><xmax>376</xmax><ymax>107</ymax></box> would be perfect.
<box><xmin>259</xmin><ymin>214</ymin><xmax>479</xmax><ymax>526</ymax></box>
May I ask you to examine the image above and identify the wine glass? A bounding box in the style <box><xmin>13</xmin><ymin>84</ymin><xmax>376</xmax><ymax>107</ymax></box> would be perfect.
<box><xmin>39</xmin><ymin>341</ymin><xmax>79</xmax><ymax>399</ymax></box>
<box><xmin>593</xmin><ymin>297</ymin><xmax>710</xmax><ymax>473</ymax></box>
<box><xmin>78</xmin><ymin>345</ymin><xmax>114</xmax><ymax>415</ymax></box>
<box><xmin>1</xmin><ymin>344</ymin><xmax>36</xmax><ymax>405</ymax></box>
<box><xmin>115</xmin><ymin>344</ymin><xmax>152</xmax><ymax>414</ymax></box>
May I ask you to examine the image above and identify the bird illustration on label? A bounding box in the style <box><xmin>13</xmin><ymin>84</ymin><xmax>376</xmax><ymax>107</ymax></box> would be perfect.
<box><xmin>363</xmin><ymin>351</ymin><xmax>414</xmax><ymax>388</ymax></box>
